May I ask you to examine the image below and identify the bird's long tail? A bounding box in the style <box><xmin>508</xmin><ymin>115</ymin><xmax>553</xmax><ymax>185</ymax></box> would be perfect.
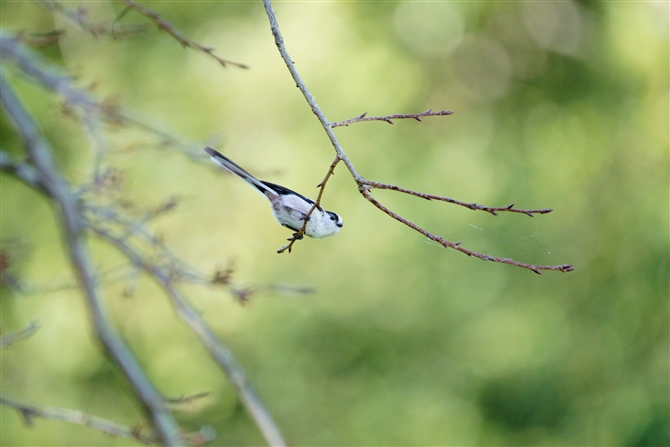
<box><xmin>205</xmin><ymin>147</ymin><xmax>275</xmax><ymax>196</ymax></box>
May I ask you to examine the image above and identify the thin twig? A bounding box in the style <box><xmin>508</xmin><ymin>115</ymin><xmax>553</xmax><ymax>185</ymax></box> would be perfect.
<box><xmin>0</xmin><ymin>74</ymin><xmax>184</xmax><ymax>446</ymax></box>
<box><xmin>165</xmin><ymin>392</ymin><xmax>211</xmax><ymax>406</ymax></box>
<box><xmin>277</xmin><ymin>157</ymin><xmax>340</xmax><ymax>253</ymax></box>
<box><xmin>0</xmin><ymin>321</ymin><xmax>40</xmax><ymax>348</ymax></box>
<box><xmin>91</xmin><ymin>227</ymin><xmax>287</xmax><ymax>447</ymax></box>
<box><xmin>85</xmin><ymin>204</ymin><xmax>226</xmax><ymax>291</ymax></box>
<box><xmin>363</xmin><ymin>180</ymin><xmax>553</xmax><ymax>217</ymax></box>
<box><xmin>262</xmin><ymin>0</ymin><xmax>572</xmax><ymax>273</ymax></box>
<box><xmin>115</xmin><ymin>0</ymin><xmax>248</xmax><ymax>69</ymax></box>
<box><xmin>360</xmin><ymin>186</ymin><xmax>573</xmax><ymax>274</ymax></box>
<box><xmin>19</xmin><ymin>29</ymin><xmax>67</xmax><ymax>48</ymax></box>
<box><xmin>85</xmin><ymin>202</ymin><xmax>298</xmax><ymax>304</ymax></box>
<box><xmin>0</xmin><ymin>395</ymin><xmax>157</xmax><ymax>444</ymax></box>
<box><xmin>331</xmin><ymin>109</ymin><xmax>453</xmax><ymax>128</ymax></box>
<box><xmin>84</xmin><ymin>204</ymin><xmax>186</xmax><ymax>268</ymax></box>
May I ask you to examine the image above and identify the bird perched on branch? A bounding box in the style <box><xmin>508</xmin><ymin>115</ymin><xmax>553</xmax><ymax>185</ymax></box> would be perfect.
<box><xmin>205</xmin><ymin>147</ymin><xmax>343</xmax><ymax>239</ymax></box>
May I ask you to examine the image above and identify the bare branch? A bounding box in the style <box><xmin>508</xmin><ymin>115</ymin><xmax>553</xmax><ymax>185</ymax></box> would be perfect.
<box><xmin>2</xmin><ymin>21</ymin><xmax>286</xmax><ymax>446</ymax></box>
<box><xmin>363</xmin><ymin>180</ymin><xmax>553</xmax><ymax>217</ymax></box>
<box><xmin>277</xmin><ymin>157</ymin><xmax>340</xmax><ymax>253</ymax></box>
<box><xmin>359</xmin><ymin>186</ymin><xmax>573</xmax><ymax>274</ymax></box>
<box><xmin>0</xmin><ymin>395</ymin><xmax>158</xmax><ymax>444</ymax></box>
<box><xmin>0</xmin><ymin>151</ymin><xmax>45</xmax><ymax>192</ymax></box>
<box><xmin>0</xmin><ymin>321</ymin><xmax>41</xmax><ymax>348</ymax></box>
<box><xmin>85</xmin><ymin>202</ymin><xmax>300</xmax><ymax>306</ymax></box>
<box><xmin>331</xmin><ymin>109</ymin><xmax>453</xmax><ymax>128</ymax></box>
<box><xmin>262</xmin><ymin>0</ymin><xmax>573</xmax><ymax>273</ymax></box>
<box><xmin>84</xmin><ymin>204</ymin><xmax>187</xmax><ymax>269</ymax></box>
<box><xmin>90</xmin><ymin>227</ymin><xmax>287</xmax><ymax>447</ymax></box>
<box><xmin>115</xmin><ymin>0</ymin><xmax>248</xmax><ymax>69</ymax></box>
<box><xmin>0</xmin><ymin>74</ymin><xmax>184</xmax><ymax>445</ymax></box>
<box><xmin>165</xmin><ymin>392</ymin><xmax>211</xmax><ymax>406</ymax></box>
<box><xmin>19</xmin><ymin>29</ymin><xmax>67</xmax><ymax>48</ymax></box>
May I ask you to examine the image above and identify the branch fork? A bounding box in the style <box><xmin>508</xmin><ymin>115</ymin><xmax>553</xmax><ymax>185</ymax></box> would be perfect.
<box><xmin>264</xmin><ymin>0</ymin><xmax>572</xmax><ymax>274</ymax></box>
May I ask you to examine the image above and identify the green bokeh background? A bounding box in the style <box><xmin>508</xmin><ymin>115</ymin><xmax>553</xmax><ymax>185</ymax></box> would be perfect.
<box><xmin>1</xmin><ymin>1</ymin><xmax>667</xmax><ymax>446</ymax></box>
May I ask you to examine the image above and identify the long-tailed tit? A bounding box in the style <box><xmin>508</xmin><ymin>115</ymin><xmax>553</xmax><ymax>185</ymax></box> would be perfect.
<box><xmin>205</xmin><ymin>147</ymin><xmax>343</xmax><ymax>239</ymax></box>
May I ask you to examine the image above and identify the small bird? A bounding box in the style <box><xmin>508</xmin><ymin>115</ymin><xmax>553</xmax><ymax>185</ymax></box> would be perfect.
<box><xmin>205</xmin><ymin>147</ymin><xmax>343</xmax><ymax>239</ymax></box>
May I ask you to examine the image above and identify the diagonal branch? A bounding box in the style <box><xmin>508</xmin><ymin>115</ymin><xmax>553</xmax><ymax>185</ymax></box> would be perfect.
<box><xmin>0</xmin><ymin>395</ymin><xmax>157</xmax><ymax>444</ymax></box>
<box><xmin>115</xmin><ymin>0</ymin><xmax>248</xmax><ymax>69</ymax></box>
<box><xmin>0</xmin><ymin>151</ymin><xmax>46</xmax><ymax>192</ymax></box>
<box><xmin>359</xmin><ymin>186</ymin><xmax>573</xmax><ymax>274</ymax></box>
<box><xmin>277</xmin><ymin>157</ymin><xmax>340</xmax><ymax>253</ymax></box>
<box><xmin>0</xmin><ymin>34</ymin><xmax>206</xmax><ymax>162</ymax></box>
<box><xmin>263</xmin><ymin>0</ymin><xmax>572</xmax><ymax>273</ymax></box>
<box><xmin>0</xmin><ymin>321</ymin><xmax>41</xmax><ymax>348</ymax></box>
<box><xmin>363</xmin><ymin>180</ymin><xmax>553</xmax><ymax>217</ymax></box>
<box><xmin>0</xmin><ymin>74</ymin><xmax>184</xmax><ymax>446</ymax></box>
<box><xmin>90</xmin><ymin>227</ymin><xmax>287</xmax><ymax>447</ymax></box>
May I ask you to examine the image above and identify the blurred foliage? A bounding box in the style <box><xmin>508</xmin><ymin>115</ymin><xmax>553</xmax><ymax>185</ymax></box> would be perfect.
<box><xmin>1</xmin><ymin>1</ymin><xmax>668</xmax><ymax>446</ymax></box>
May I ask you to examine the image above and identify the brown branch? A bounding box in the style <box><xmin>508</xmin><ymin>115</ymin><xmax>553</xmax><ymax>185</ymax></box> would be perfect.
<box><xmin>115</xmin><ymin>0</ymin><xmax>248</xmax><ymax>69</ymax></box>
<box><xmin>331</xmin><ymin>109</ymin><xmax>453</xmax><ymax>128</ymax></box>
<box><xmin>363</xmin><ymin>180</ymin><xmax>553</xmax><ymax>217</ymax></box>
<box><xmin>0</xmin><ymin>73</ymin><xmax>184</xmax><ymax>445</ymax></box>
<box><xmin>360</xmin><ymin>186</ymin><xmax>573</xmax><ymax>274</ymax></box>
<box><xmin>90</xmin><ymin>227</ymin><xmax>287</xmax><ymax>447</ymax></box>
<box><xmin>262</xmin><ymin>0</ymin><xmax>573</xmax><ymax>274</ymax></box>
<box><xmin>0</xmin><ymin>321</ymin><xmax>40</xmax><ymax>348</ymax></box>
<box><xmin>277</xmin><ymin>157</ymin><xmax>340</xmax><ymax>253</ymax></box>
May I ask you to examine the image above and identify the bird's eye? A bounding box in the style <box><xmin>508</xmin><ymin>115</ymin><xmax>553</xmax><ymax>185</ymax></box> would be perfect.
<box><xmin>330</xmin><ymin>215</ymin><xmax>337</xmax><ymax>221</ymax></box>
